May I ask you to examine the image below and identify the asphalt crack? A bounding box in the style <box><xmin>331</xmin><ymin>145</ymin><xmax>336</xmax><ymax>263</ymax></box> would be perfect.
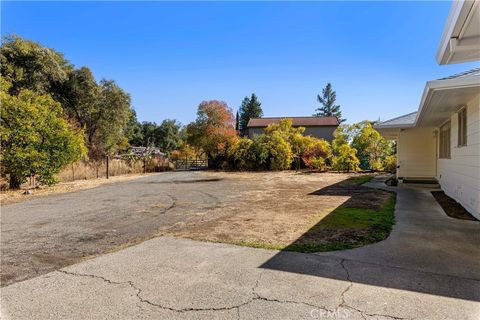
<box><xmin>57</xmin><ymin>267</ymin><xmax>414</xmax><ymax>319</ymax></box>
<box><xmin>336</xmin><ymin>260</ymin><xmax>414</xmax><ymax>320</ymax></box>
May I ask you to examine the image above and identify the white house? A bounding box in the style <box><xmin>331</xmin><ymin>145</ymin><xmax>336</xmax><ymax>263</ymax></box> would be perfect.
<box><xmin>375</xmin><ymin>0</ymin><xmax>480</xmax><ymax>219</ymax></box>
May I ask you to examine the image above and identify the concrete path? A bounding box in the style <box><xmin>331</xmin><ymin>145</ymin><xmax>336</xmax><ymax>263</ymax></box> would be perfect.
<box><xmin>2</xmin><ymin>180</ymin><xmax>480</xmax><ymax>320</ymax></box>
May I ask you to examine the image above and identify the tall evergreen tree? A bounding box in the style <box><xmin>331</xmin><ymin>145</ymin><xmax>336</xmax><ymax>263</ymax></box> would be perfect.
<box><xmin>315</xmin><ymin>83</ymin><xmax>346</xmax><ymax>123</ymax></box>
<box><xmin>239</xmin><ymin>93</ymin><xmax>263</xmax><ymax>136</ymax></box>
<box><xmin>235</xmin><ymin>111</ymin><xmax>240</xmax><ymax>132</ymax></box>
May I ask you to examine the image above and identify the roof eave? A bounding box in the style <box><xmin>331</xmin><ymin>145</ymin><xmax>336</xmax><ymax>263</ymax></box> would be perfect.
<box><xmin>416</xmin><ymin>75</ymin><xmax>480</xmax><ymax>126</ymax></box>
<box><xmin>436</xmin><ymin>0</ymin><xmax>478</xmax><ymax>65</ymax></box>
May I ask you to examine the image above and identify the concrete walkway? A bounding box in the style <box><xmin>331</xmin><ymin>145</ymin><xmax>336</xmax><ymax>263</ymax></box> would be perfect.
<box><xmin>1</xmin><ymin>180</ymin><xmax>479</xmax><ymax>320</ymax></box>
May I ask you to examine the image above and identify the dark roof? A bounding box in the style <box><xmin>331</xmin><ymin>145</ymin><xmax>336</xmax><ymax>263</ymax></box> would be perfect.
<box><xmin>247</xmin><ymin>116</ymin><xmax>339</xmax><ymax>128</ymax></box>
<box><xmin>438</xmin><ymin>68</ymin><xmax>480</xmax><ymax>80</ymax></box>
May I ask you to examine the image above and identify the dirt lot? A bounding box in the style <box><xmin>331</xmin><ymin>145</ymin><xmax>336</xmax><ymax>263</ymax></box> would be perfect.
<box><xmin>1</xmin><ymin>171</ymin><xmax>382</xmax><ymax>286</ymax></box>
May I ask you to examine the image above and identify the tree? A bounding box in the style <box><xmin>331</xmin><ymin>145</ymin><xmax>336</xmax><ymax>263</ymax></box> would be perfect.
<box><xmin>332</xmin><ymin>144</ymin><xmax>360</xmax><ymax>172</ymax></box>
<box><xmin>300</xmin><ymin>137</ymin><xmax>332</xmax><ymax>170</ymax></box>
<box><xmin>93</xmin><ymin>80</ymin><xmax>132</xmax><ymax>156</ymax></box>
<box><xmin>238</xmin><ymin>93</ymin><xmax>263</xmax><ymax>136</ymax></box>
<box><xmin>315</xmin><ymin>83</ymin><xmax>345</xmax><ymax>123</ymax></box>
<box><xmin>1</xmin><ymin>36</ymin><xmax>135</xmax><ymax>160</ymax></box>
<box><xmin>235</xmin><ymin>110</ymin><xmax>240</xmax><ymax>132</ymax></box>
<box><xmin>0</xmin><ymin>80</ymin><xmax>86</xmax><ymax>188</ymax></box>
<box><xmin>228</xmin><ymin>137</ymin><xmax>255</xmax><ymax>170</ymax></box>
<box><xmin>139</xmin><ymin>121</ymin><xmax>158</xmax><ymax>147</ymax></box>
<box><xmin>187</xmin><ymin>100</ymin><xmax>238</xmax><ymax>166</ymax></box>
<box><xmin>351</xmin><ymin>121</ymin><xmax>390</xmax><ymax>171</ymax></box>
<box><xmin>155</xmin><ymin>119</ymin><xmax>183</xmax><ymax>155</ymax></box>
<box><xmin>264</xmin><ymin>119</ymin><xmax>307</xmax><ymax>169</ymax></box>
<box><xmin>57</xmin><ymin>67</ymin><xmax>132</xmax><ymax>159</ymax></box>
<box><xmin>0</xmin><ymin>35</ymin><xmax>72</xmax><ymax>96</ymax></box>
<box><xmin>331</xmin><ymin>124</ymin><xmax>352</xmax><ymax>152</ymax></box>
<box><xmin>125</xmin><ymin>109</ymin><xmax>143</xmax><ymax>147</ymax></box>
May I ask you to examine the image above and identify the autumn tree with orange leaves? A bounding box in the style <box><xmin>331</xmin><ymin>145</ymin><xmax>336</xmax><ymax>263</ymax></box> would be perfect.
<box><xmin>186</xmin><ymin>100</ymin><xmax>238</xmax><ymax>167</ymax></box>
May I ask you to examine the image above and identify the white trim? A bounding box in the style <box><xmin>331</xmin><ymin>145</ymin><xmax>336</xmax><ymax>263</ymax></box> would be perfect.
<box><xmin>436</xmin><ymin>0</ymin><xmax>477</xmax><ymax>65</ymax></box>
<box><xmin>415</xmin><ymin>75</ymin><xmax>480</xmax><ymax>125</ymax></box>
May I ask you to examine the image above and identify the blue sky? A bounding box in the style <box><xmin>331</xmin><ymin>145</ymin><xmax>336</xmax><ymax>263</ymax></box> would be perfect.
<box><xmin>2</xmin><ymin>1</ymin><xmax>479</xmax><ymax>125</ymax></box>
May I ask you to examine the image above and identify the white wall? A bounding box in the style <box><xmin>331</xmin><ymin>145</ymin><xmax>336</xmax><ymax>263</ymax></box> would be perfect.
<box><xmin>397</xmin><ymin>127</ymin><xmax>437</xmax><ymax>179</ymax></box>
<box><xmin>437</xmin><ymin>96</ymin><xmax>480</xmax><ymax>219</ymax></box>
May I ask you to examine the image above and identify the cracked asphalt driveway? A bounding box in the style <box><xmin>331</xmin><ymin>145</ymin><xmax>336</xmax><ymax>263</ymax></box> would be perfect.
<box><xmin>2</xmin><ymin>237</ymin><xmax>479</xmax><ymax>320</ymax></box>
<box><xmin>2</xmin><ymin>175</ymin><xmax>480</xmax><ymax>319</ymax></box>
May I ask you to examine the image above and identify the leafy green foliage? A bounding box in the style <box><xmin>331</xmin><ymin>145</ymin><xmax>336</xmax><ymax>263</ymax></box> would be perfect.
<box><xmin>310</xmin><ymin>157</ymin><xmax>327</xmax><ymax>170</ymax></box>
<box><xmin>0</xmin><ymin>81</ymin><xmax>86</xmax><ymax>188</ymax></box>
<box><xmin>1</xmin><ymin>36</ymin><xmax>134</xmax><ymax>161</ymax></box>
<box><xmin>228</xmin><ymin>119</ymin><xmax>332</xmax><ymax>171</ymax></box>
<box><xmin>156</xmin><ymin>119</ymin><xmax>183</xmax><ymax>155</ymax></box>
<box><xmin>228</xmin><ymin>137</ymin><xmax>255</xmax><ymax>170</ymax></box>
<box><xmin>315</xmin><ymin>83</ymin><xmax>345</xmax><ymax>123</ymax></box>
<box><xmin>263</xmin><ymin>132</ymin><xmax>294</xmax><ymax>170</ymax></box>
<box><xmin>238</xmin><ymin>93</ymin><xmax>263</xmax><ymax>136</ymax></box>
<box><xmin>0</xmin><ymin>35</ymin><xmax>72</xmax><ymax>96</ymax></box>
<box><xmin>332</xmin><ymin>144</ymin><xmax>360</xmax><ymax>172</ymax></box>
<box><xmin>228</xmin><ymin>131</ymin><xmax>294</xmax><ymax>171</ymax></box>
<box><xmin>124</xmin><ymin>109</ymin><xmax>143</xmax><ymax>146</ymax></box>
<box><xmin>351</xmin><ymin>121</ymin><xmax>390</xmax><ymax>171</ymax></box>
<box><xmin>300</xmin><ymin>136</ymin><xmax>332</xmax><ymax>169</ymax></box>
<box><xmin>384</xmin><ymin>154</ymin><xmax>397</xmax><ymax>174</ymax></box>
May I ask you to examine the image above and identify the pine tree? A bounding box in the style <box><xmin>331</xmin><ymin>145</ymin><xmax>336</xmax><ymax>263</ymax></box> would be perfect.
<box><xmin>235</xmin><ymin>110</ymin><xmax>240</xmax><ymax>132</ymax></box>
<box><xmin>239</xmin><ymin>93</ymin><xmax>263</xmax><ymax>136</ymax></box>
<box><xmin>315</xmin><ymin>83</ymin><xmax>346</xmax><ymax>123</ymax></box>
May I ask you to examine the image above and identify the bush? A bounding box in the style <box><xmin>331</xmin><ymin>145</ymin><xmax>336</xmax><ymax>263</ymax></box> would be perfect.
<box><xmin>1</xmin><ymin>83</ymin><xmax>86</xmax><ymax>188</ymax></box>
<box><xmin>301</xmin><ymin>137</ymin><xmax>332</xmax><ymax>169</ymax></box>
<box><xmin>384</xmin><ymin>154</ymin><xmax>397</xmax><ymax>174</ymax></box>
<box><xmin>229</xmin><ymin>137</ymin><xmax>255</xmax><ymax>170</ymax></box>
<box><xmin>227</xmin><ymin>132</ymin><xmax>293</xmax><ymax>171</ymax></box>
<box><xmin>310</xmin><ymin>157</ymin><xmax>327</xmax><ymax>170</ymax></box>
<box><xmin>332</xmin><ymin>144</ymin><xmax>360</xmax><ymax>172</ymax></box>
<box><xmin>265</xmin><ymin>132</ymin><xmax>293</xmax><ymax>170</ymax></box>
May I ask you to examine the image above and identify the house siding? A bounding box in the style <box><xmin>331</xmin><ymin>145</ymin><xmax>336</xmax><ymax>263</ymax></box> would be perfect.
<box><xmin>397</xmin><ymin>127</ymin><xmax>437</xmax><ymax>179</ymax></box>
<box><xmin>247</xmin><ymin>126</ymin><xmax>337</xmax><ymax>142</ymax></box>
<box><xmin>437</xmin><ymin>97</ymin><xmax>480</xmax><ymax>219</ymax></box>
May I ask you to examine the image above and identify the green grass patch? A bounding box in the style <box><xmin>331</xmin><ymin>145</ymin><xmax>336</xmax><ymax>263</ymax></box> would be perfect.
<box><xmin>347</xmin><ymin>175</ymin><xmax>374</xmax><ymax>185</ymax></box>
<box><xmin>287</xmin><ymin>193</ymin><xmax>396</xmax><ymax>253</ymax></box>
<box><xmin>222</xmin><ymin>192</ymin><xmax>396</xmax><ymax>253</ymax></box>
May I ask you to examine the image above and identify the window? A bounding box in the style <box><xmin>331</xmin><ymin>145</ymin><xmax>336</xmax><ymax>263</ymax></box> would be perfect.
<box><xmin>439</xmin><ymin>121</ymin><xmax>451</xmax><ymax>159</ymax></box>
<box><xmin>458</xmin><ymin>107</ymin><xmax>467</xmax><ymax>147</ymax></box>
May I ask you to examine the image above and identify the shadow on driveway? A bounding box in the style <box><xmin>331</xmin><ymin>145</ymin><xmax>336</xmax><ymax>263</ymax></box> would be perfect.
<box><xmin>260</xmin><ymin>180</ymin><xmax>480</xmax><ymax>302</ymax></box>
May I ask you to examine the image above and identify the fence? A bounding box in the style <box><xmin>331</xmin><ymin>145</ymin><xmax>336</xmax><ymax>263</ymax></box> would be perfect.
<box><xmin>173</xmin><ymin>159</ymin><xmax>208</xmax><ymax>170</ymax></box>
<box><xmin>57</xmin><ymin>157</ymin><xmax>171</xmax><ymax>182</ymax></box>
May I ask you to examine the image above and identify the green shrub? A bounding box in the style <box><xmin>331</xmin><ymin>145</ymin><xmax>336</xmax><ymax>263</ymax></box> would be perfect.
<box><xmin>265</xmin><ymin>132</ymin><xmax>293</xmax><ymax>170</ymax></box>
<box><xmin>0</xmin><ymin>82</ymin><xmax>86</xmax><ymax>188</ymax></box>
<box><xmin>384</xmin><ymin>154</ymin><xmax>397</xmax><ymax>174</ymax></box>
<box><xmin>332</xmin><ymin>144</ymin><xmax>360</xmax><ymax>172</ymax></box>
<box><xmin>310</xmin><ymin>157</ymin><xmax>327</xmax><ymax>170</ymax></box>
<box><xmin>229</xmin><ymin>137</ymin><xmax>255</xmax><ymax>170</ymax></box>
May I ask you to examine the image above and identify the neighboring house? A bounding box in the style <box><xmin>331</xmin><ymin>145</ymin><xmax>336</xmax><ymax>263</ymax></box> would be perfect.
<box><xmin>246</xmin><ymin>116</ymin><xmax>339</xmax><ymax>142</ymax></box>
<box><xmin>128</xmin><ymin>146</ymin><xmax>165</xmax><ymax>157</ymax></box>
<box><xmin>375</xmin><ymin>0</ymin><xmax>480</xmax><ymax>219</ymax></box>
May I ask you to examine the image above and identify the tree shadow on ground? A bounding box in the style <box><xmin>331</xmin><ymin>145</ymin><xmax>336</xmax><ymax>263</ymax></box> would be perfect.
<box><xmin>259</xmin><ymin>179</ymin><xmax>480</xmax><ymax>302</ymax></box>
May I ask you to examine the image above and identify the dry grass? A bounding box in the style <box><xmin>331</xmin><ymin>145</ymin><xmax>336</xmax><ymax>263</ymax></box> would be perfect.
<box><xmin>57</xmin><ymin>158</ymin><xmax>170</xmax><ymax>182</ymax></box>
<box><xmin>169</xmin><ymin>172</ymin><xmax>395</xmax><ymax>252</ymax></box>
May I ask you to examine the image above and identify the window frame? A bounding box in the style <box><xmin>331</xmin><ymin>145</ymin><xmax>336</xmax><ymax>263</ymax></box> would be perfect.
<box><xmin>457</xmin><ymin>107</ymin><xmax>467</xmax><ymax>147</ymax></box>
<box><xmin>439</xmin><ymin>120</ymin><xmax>451</xmax><ymax>159</ymax></box>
